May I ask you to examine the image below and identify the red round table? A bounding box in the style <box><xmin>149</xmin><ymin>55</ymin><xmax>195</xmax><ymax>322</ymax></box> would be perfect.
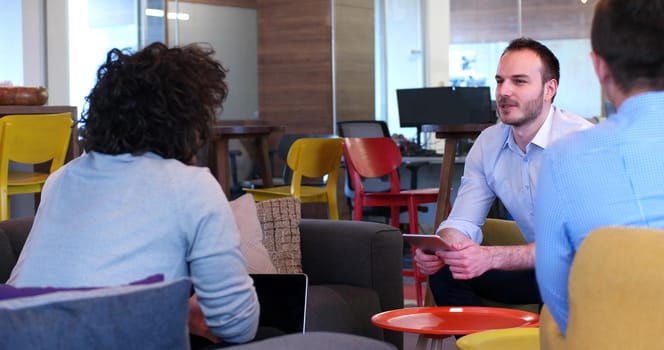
<box><xmin>372</xmin><ymin>306</ymin><xmax>539</xmax><ymax>350</ymax></box>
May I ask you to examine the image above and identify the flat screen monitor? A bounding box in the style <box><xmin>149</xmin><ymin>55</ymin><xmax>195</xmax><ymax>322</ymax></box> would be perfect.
<box><xmin>396</xmin><ymin>86</ymin><xmax>495</xmax><ymax>127</ymax></box>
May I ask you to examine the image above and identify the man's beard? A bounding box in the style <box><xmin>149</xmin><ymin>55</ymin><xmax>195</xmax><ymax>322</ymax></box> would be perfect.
<box><xmin>500</xmin><ymin>88</ymin><xmax>545</xmax><ymax>128</ymax></box>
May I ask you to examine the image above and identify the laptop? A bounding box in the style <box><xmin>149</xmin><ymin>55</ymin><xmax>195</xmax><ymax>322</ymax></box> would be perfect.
<box><xmin>250</xmin><ymin>273</ymin><xmax>308</xmax><ymax>334</ymax></box>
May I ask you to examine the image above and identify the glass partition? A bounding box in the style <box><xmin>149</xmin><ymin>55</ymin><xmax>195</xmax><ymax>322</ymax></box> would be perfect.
<box><xmin>378</xmin><ymin>0</ymin><xmax>603</xmax><ymax>147</ymax></box>
<box><xmin>68</xmin><ymin>0</ymin><xmax>142</xmax><ymax>119</ymax></box>
<box><xmin>67</xmin><ymin>0</ymin><xmax>257</xmax><ymax>121</ymax></box>
<box><xmin>448</xmin><ymin>0</ymin><xmax>601</xmax><ymax>119</ymax></box>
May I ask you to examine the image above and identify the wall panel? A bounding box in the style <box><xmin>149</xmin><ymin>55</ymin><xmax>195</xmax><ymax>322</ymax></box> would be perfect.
<box><xmin>450</xmin><ymin>0</ymin><xmax>595</xmax><ymax>43</ymax></box>
<box><xmin>257</xmin><ymin>0</ymin><xmax>333</xmax><ymax>135</ymax></box>
<box><xmin>335</xmin><ymin>0</ymin><xmax>375</xmax><ymax>122</ymax></box>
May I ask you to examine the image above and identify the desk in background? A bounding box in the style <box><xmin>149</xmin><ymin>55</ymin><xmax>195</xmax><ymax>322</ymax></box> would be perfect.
<box><xmin>402</xmin><ymin>155</ymin><xmax>466</xmax><ymax>165</ymax></box>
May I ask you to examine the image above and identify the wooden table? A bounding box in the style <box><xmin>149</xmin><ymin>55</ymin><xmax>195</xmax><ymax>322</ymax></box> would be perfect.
<box><xmin>421</xmin><ymin>124</ymin><xmax>493</xmax><ymax>226</ymax></box>
<box><xmin>208</xmin><ymin>123</ymin><xmax>284</xmax><ymax>197</ymax></box>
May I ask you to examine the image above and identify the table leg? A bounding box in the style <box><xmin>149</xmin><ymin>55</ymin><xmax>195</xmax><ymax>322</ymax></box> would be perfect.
<box><xmin>434</xmin><ymin>138</ymin><xmax>458</xmax><ymax>227</ymax></box>
<box><xmin>416</xmin><ymin>335</ymin><xmax>449</xmax><ymax>350</ymax></box>
<box><xmin>415</xmin><ymin>334</ymin><xmax>429</xmax><ymax>350</ymax></box>
<box><xmin>432</xmin><ymin>337</ymin><xmax>444</xmax><ymax>350</ymax></box>
<box><xmin>209</xmin><ymin>138</ymin><xmax>232</xmax><ymax>197</ymax></box>
<box><xmin>255</xmin><ymin>136</ymin><xmax>274</xmax><ymax>188</ymax></box>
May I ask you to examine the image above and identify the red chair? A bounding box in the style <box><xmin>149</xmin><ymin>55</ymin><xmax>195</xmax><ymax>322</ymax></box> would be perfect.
<box><xmin>342</xmin><ymin>137</ymin><xmax>439</xmax><ymax>306</ymax></box>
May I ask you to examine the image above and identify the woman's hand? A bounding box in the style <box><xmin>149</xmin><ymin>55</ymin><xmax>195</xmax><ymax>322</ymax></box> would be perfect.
<box><xmin>188</xmin><ymin>294</ymin><xmax>220</xmax><ymax>343</ymax></box>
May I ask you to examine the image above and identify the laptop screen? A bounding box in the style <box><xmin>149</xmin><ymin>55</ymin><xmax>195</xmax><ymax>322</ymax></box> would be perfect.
<box><xmin>250</xmin><ymin>273</ymin><xmax>308</xmax><ymax>334</ymax></box>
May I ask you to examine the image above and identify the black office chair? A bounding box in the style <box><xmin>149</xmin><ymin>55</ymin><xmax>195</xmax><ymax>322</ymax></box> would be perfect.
<box><xmin>336</xmin><ymin>120</ymin><xmax>428</xmax><ymax>224</ymax></box>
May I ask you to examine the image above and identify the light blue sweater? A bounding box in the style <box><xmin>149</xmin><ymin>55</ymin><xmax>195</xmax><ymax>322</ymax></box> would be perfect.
<box><xmin>9</xmin><ymin>151</ymin><xmax>259</xmax><ymax>343</ymax></box>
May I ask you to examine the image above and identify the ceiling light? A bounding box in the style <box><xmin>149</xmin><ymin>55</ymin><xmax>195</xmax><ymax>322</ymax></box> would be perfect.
<box><xmin>145</xmin><ymin>8</ymin><xmax>190</xmax><ymax>21</ymax></box>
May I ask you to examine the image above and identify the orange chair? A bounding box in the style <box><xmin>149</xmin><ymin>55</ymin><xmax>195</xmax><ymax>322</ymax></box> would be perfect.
<box><xmin>342</xmin><ymin>137</ymin><xmax>438</xmax><ymax>306</ymax></box>
<box><xmin>0</xmin><ymin>113</ymin><xmax>73</xmax><ymax>220</ymax></box>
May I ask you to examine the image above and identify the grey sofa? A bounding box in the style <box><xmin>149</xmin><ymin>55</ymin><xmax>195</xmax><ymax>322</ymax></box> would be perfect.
<box><xmin>0</xmin><ymin>217</ymin><xmax>404</xmax><ymax>350</ymax></box>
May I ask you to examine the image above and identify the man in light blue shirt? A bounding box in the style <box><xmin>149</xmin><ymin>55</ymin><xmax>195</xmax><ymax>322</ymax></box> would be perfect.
<box><xmin>535</xmin><ymin>0</ymin><xmax>664</xmax><ymax>335</ymax></box>
<box><xmin>415</xmin><ymin>38</ymin><xmax>593</xmax><ymax>308</ymax></box>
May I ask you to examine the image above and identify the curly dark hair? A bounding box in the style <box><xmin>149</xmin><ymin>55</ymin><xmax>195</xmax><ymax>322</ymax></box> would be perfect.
<box><xmin>591</xmin><ymin>0</ymin><xmax>664</xmax><ymax>93</ymax></box>
<box><xmin>79</xmin><ymin>42</ymin><xmax>228</xmax><ymax>163</ymax></box>
<box><xmin>502</xmin><ymin>37</ymin><xmax>560</xmax><ymax>102</ymax></box>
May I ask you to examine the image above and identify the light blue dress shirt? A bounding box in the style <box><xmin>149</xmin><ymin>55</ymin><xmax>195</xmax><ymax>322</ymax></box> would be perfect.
<box><xmin>535</xmin><ymin>91</ymin><xmax>664</xmax><ymax>335</ymax></box>
<box><xmin>438</xmin><ymin>105</ymin><xmax>593</xmax><ymax>243</ymax></box>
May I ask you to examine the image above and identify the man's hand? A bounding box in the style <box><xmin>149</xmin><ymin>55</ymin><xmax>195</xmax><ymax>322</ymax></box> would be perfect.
<box><xmin>437</xmin><ymin>243</ymin><xmax>493</xmax><ymax>280</ymax></box>
<box><xmin>414</xmin><ymin>248</ymin><xmax>446</xmax><ymax>275</ymax></box>
<box><xmin>188</xmin><ymin>294</ymin><xmax>220</xmax><ymax>343</ymax></box>
<box><xmin>437</xmin><ymin>231</ymin><xmax>536</xmax><ymax>280</ymax></box>
<box><xmin>414</xmin><ymin>227</ymin><xmax>495</xmax><ymax>279</ymax></box>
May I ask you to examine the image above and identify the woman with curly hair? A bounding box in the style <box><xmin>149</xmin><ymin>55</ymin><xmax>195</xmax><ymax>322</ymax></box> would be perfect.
<box><xmin>9</xmin><ymin>42</ymin><xmax>259</xmax><ymax>345</ymax></box>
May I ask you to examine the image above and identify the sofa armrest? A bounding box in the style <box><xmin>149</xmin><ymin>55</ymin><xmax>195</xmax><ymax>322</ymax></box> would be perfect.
<box><xmin>0</xmin><ymin>217</ymin><xmax>33</xmax><ymax>283</ymax></box>
<box><xmin>299</xmin><ymin>219</ymin><xmax>403</xmax><ymax>312</ymax></box>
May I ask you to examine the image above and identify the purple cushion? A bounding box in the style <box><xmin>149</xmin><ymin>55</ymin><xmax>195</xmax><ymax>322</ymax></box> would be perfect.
<box><xmin>0</xmin><ymin>274</ymin><xmax>164</xmax><ymax>300</ymax></box>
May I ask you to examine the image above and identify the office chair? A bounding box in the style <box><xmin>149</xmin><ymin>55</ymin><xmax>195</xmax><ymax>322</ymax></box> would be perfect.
<box><xmin>243</xmin><ymin>138</ymin><xmax>344</xmax><ymax>220</ymax></box>
<box><xmin>342</xmin><ymin>137</ymin><xmax>438</xmax><ymax>306</ymax></box>
<box><xmin>0</xmin><ymin>113</ymin><xmax>73</xmax><ymax>220</ymax></box>
<box><xmin>336</xmin><ymin>120</ymin><xmax>428</xmax><ymax>224</ymax></box>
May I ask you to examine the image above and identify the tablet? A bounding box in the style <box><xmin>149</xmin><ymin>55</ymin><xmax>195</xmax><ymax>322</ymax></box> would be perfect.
<box><xmin>403</xmin><ymin>234</ymin><xmax>453</xmax><ymax>254</ymax></box>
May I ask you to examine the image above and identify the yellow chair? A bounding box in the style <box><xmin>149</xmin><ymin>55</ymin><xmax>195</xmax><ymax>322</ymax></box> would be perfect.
<box><xmin>243</xmin><ymin>137</ymin><xmax>343</xmax><ymax>220</ymax></box>
<box><xmin>540</xmin><ymin>226</ymin><xmax>664</xmax><ymax>350</ymax></box>
<box><xmin>456</xmin><ymin>327</ymin><xmax>539</xmax><ymax>350</ymax></box>
<box><xmin>0</xmin><ymin>113</ymin><xmax>73</xmax><ymax>220</ymax></box>
<box><xmin>539</xmin><ymin>305</ymin><xmax>565</xmax><ymax>350</ymax></box>
<box><xmin>481</xmin><ymin>218</ymin><xmax>526</xmax><ymax>246</ymax></box>
<box><xmin>479</xmin><ymin>218</ymin><xmax>540</xmax><ymax>313</ymax></box>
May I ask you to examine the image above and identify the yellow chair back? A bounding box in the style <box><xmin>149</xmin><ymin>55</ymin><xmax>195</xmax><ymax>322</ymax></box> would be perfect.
<box><xmin>556</xmin><ymin>226</ymin><xmax>664</xmax><ymax>350</ymax></box>
<box><xmin>481</xmin><ymin>218</ymin><xmax>526</xmax><ymax>246</ymax></box>
<box><xmin>540</xmin><ymin>226</ymin><xmax>664</xmax><ymax>350</ymax></box>
<box><xmin>539</xmin><ymin>305</ymin><xmax>565</xmax><ymax>350</ymax></box>
<box><xmin>244</xmin><ymin>137</ymin><xmax>343</xmax><ymax>220</ymax></box>
<box><xmin>0</xmin><ymin>113</ymin><xmax>73</xmax><ymax>220</ymax></box>
<box><xmin>286</xmin><ymin>137</ymin><xmax>343</xmax><ymax>196</ymax></box>
<box><xmin>477</xmin><ymin>218</ymin><xmax>539</xmax><ymax>313</ymax></box>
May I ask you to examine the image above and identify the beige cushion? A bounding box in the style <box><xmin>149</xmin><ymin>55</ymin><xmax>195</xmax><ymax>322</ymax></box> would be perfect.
<box><xmin>230</xmin><ymin>193</ymin><xmax>277</xmax><ymax>274</ymax></box>
<box><xmin>256</xmin><ymin>197</ymin><xmax>303</xmax><ymax>274</ymax></box>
